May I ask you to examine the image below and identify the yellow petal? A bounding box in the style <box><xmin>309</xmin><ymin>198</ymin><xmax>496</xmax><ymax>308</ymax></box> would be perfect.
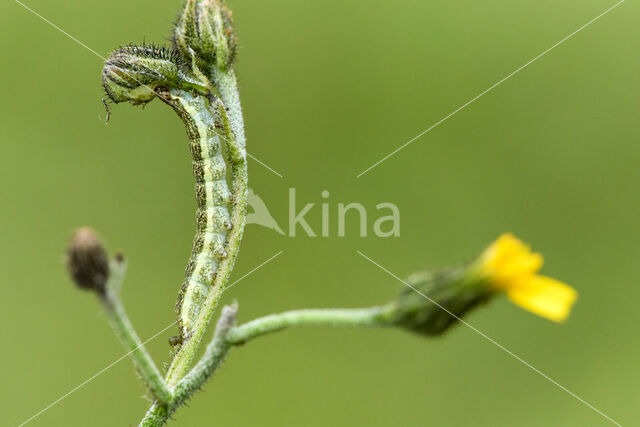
<box><xmin>506</xmin><ymin>275</ymin><xmax>578</xmax><ymax>322</ymax></box>
<box><xmin>484</xmin><ymin>233</ymin><xmax>527</xmax><ymax>266</ymax></box>
<box><xmin>480</xmin><ymin>233</ymin><xmax>543</xmax><ymax>285</ymax></box>
<box><xmin>494</xmin><ymin>252</ymin><xmax>543</xmax><ymax>284</ymax></box>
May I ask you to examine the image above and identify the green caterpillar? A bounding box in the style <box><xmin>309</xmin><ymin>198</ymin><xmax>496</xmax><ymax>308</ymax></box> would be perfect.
<box><xmin>102</xmin><ymin>45</ymin><xmax>243</xmax><ymax>346</ymax></box>
<box><xmin>160</xmin><ymin>89</ymin><xmax>234</xmax><ymax>344</ymax></box>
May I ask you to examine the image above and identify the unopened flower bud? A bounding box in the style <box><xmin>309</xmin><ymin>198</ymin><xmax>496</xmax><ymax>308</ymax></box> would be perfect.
<box><xmin>102</xmin><ymin>44</ymin><xmax>207</xmax><ymax>105</ymax></box>
<box><xmin>388</xmin><ymin>267</ymin><xmax>491</xmax><ymax>336</ymax></box>
<box><xmin>174</xmin><ymin>0</ymin><xmax>237</xmax><ymax>71</ymax></box>
<box><xmin>66</xmin><ymin>227</ymin><xmax>110</xmax><ymax>294</ymax></box>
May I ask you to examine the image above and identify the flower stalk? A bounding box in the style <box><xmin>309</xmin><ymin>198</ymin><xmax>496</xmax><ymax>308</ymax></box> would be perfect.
<box><xmin>99</xmin><ymin>259</ymin><xmax>173</xmax><ymax>405</ymax></box>
<box><xmin>66</xmin><ymin>229</ymin><xmax>172</xmax><ymax>405</ymax></box>
<box><xmin>226</xmin><ymin>306</ymin><xmax>392</xmax><ymax>344</ymax></box>
<box><xmin>140</xmin><ymin>304</ymin><xmax>239</xmax><ymax>426</ymax></box>
<box><xmin>141</xmin><ymin>304</ymin><xmax>392</xmax><ymax>426</ymax></box>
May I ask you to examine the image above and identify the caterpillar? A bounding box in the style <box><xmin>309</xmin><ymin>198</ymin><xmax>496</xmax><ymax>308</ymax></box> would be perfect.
<box><xmin>157</xmin><ymin>88</ymin><xmax>235</xmax><ymax>345</ymax></box>
<box><xmin>102</xmin><ymin>46</ymin><xmax>246</xmax><ymax>348</ymax></box>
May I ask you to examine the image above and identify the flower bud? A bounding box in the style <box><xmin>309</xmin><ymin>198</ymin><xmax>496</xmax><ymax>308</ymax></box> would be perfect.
<box><xmin>388</xmin><ymin>267</ymin><xmax>491</xmax><ymax>336</ymax></box>
<box><xmin>66</xmin><ymin>227</ymin><xmax>110</xmax><ymax>294</ymax></box>
<box><xmin>174</xmin><ymin>0</ymin><xmax>237</xmax><ymax>71</ymax></box>
<box><xmin>102</xmin><ymin>44</ymin><xmax>207</xmax><ymax>105</ymax></box>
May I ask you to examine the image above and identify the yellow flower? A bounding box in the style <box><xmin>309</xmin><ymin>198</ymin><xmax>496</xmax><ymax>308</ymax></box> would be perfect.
<box><xmin>477</xmin><ymin>233</ymin><xmax>577</xmax><ymax>322</ymax></box>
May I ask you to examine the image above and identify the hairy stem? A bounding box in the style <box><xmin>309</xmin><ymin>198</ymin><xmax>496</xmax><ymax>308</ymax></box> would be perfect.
<box><xmin>140</xmin><ymin>305</ymin><xmax>238</xmax><ymax>426</ymax></box>
<box><xmin>140</xmin><ymin>304</ymin><xmax>393</xmax><ymax>426</ymax></box>
<box><xmin>226</xmin><ymin>306</ymin><xmax>393</xmax><ymax>344</ymax></box>
<box><xmin>172</xmin><ymin>305</ymin><xmax>237</xmax><ymax>408</ymax></box>
<box><xmin>213</xmin><ymin>69</ymin><xmax>246</xmax><ymax>151</ymax></box>
<box><xmin>101</xmin><ymin>261</ymin><xmax>172</xmax><ymax>404</ymax></box>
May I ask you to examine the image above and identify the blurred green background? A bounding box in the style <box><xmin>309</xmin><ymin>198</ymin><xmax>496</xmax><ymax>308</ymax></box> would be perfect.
<box><xmin>1</xmin><ymin>0</ymin><xmax>638</xmax><ymax>425</ymax></box>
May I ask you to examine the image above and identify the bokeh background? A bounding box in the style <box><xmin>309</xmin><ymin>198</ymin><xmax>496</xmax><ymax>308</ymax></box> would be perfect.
<box><xmin>1</xmin><ymin>0</ymin><xmax>638</xmax><ymax>425</ymax></box>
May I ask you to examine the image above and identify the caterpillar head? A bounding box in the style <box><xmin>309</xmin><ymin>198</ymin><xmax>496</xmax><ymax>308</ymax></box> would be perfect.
<box><xmin>174</xmin><ymin>0</ymin><xmax>237</xmax><ymax>72</ymax></box>
<box><xmin>102</xmin><ymin>44</ymin><xmax>208</xmax><ymax>106</ymax></box>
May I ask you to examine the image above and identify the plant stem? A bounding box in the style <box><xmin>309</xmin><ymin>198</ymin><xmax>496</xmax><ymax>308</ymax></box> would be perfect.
<box><xmin>173</xmin><ymin>304</ymin><xmax>237</xmax><ymax>403</ymax></box>
<box><xmin>213</xmin><ymin>69</ymin><xmax>246</xmax><ymax>151</ymax></box>
<box><xmin>140</xmin><ymin>304</ymin><xmax>238</xmax><ymax>426</ymax></box>
<box><xmin>101</xmin><ymin>261</ymin><xmax>172</xmax><ymax>404</ymax></box>
<box><xmin>140</xmin><ymin>304</ymin><xmax>393</xmax><ymax>426</ymax></box>
<box><xmin>174</xmin><ymin>306</ymin><xmax>392</xmax><ymax>399</ymax></box>
<box><xmin>226</xmin><ymin>306</ymin><xmax>392</xmax><ymax>344</ymax></box>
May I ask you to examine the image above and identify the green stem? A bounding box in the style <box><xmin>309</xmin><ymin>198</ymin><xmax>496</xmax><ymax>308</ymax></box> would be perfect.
<box><xmin>171</xmin><ymin>305</ymin><xmax>237</xmax><ymax>407</ymax></box>
<box><xmin>140</xmin><ymin>305</ymin><xmax>238</xmax><ymax>426</ymax></box>
<box><xmin>213</xmin><ymin>68</ymin><xmax>246</xmax><ymax>150</ymax></box>
<box><xmin>139</xmin><ymin>404</ymin><xmax>168</xmax><ymax>427</ymax></box>
<box><xmin>140</xmin><ymin>304</ymin><xmax>392</xmax><ymax>426</ymax></box>
<box><xmin>227</xmin><ymin>306</ymin><xmax>392</xmax><ymax>344</ymax></box>
<box><xmin>101</xmin><ymin>261</ymin><xmax>172</xmax><ymax>404</ymax></box>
